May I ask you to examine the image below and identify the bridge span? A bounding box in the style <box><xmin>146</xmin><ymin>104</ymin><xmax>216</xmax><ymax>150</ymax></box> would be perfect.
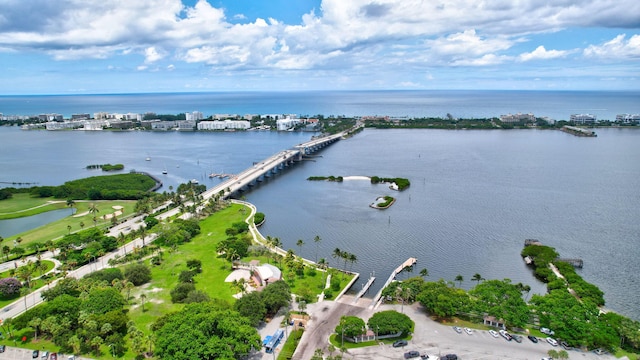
<box><xmin>199</xmin><ymin>132</ymin><xmax>345</xmax><ymax>201</ymax></box>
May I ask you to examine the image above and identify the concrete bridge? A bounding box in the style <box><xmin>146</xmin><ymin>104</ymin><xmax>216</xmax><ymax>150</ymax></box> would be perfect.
<box><xmin>200</xmin><ymin>132</ymin><xmax>345</xmax><ymax>201</ymax></box>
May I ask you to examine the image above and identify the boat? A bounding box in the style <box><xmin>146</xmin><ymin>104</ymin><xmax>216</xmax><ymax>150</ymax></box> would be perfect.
<box><xmin>145</xmin><ymin>157</ymin><xmax>151</xmax><ymax>161</ymax></box>
<box><xmin>162</xmin><ymin>169</ymin><xmax>168</xmax><ymax>175</ymax></box>
<box><xmin>190</xmin><ymin>179</ymin><xmax>199</xmax><ymax>184</ymax></box>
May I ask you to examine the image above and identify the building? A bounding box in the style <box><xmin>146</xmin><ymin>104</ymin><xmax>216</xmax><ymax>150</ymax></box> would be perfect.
<box><xmin>500</xmin><ymin>113</ymin><xmax>535</xmax><ymax>123</ymax></box>
<box><xmin>185</xmin><ymin>111</ymin><xmax>204</xmax><ymax>121</ymax></box>
<box><xmin>38</xmin><ymin>114</ymin><xmax>63</xmax><ymax>122</ymax></box>
<box><xmin>570</xmin><ymin>114</ymin><xmax>596</xmax><ymax>124</ymax></box>
<box><xmin>197</xmin><ymin>120</ymin><xmax>250</xmax><ymax>130</ymax></box>
<box><xmin>276</xmin><ymin>117</ymin><xmax>301</xmax><ymax>131</ymax></box>
<box><xmin>616</xmin><ymin>114</ymin><xmax>640</xmax><ymax>123</ymax></box>
<box><xmin>71</xmin><ymin>113</ymin><xmax>91</xmax><ymax>120</ymax></box>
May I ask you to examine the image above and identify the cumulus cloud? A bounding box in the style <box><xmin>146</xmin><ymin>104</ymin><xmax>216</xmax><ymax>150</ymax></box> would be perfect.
<box><xmin>0</xmin><ymin>0</ymin><xmax>638</xmax><ymax>76</ymax></box>
<box><xmin>584</xmin><ymin>34</ymin><xmax>640</xmax><ymax>59</ymax></box>
<box><xmin>519</xmin><ymin>46</ymin><xmax>571</xmax><ymax>62</ymax></box>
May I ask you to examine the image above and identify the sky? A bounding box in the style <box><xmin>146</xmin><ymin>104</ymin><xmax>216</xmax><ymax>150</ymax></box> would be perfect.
<box><xmin>0</xmin><ymin>0</ymin><xmax>639</xmax><ymax>94</ymax></box>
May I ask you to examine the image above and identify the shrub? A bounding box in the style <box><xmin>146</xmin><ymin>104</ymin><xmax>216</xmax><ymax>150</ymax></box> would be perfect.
<box><xmin>124</xmin><ymin>263</ymin><xmax>152</xmax><ymax>286</ymax></box>
<box><xmin>0</xmin><ymin>277</ymin><xmax>22</xmax><ymax>297</ymax></box>
<box><xmin>171</xmin><ymin>283</ymin><xmax>196</xmax><ymax>303</ymax></box>
<box><xmin>179</xmin><ymin>270</ymin><xmax>195</xmax><ymax>283</ymax></box>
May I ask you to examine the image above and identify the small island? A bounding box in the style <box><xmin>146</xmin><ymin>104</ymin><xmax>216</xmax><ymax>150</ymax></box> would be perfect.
<box><xmin>370</xmin><ymin>195</ymin><xmax>395</xmax><ymax>209</ymax></box>
<box><xmin>86</xmin><ymin>163</ymin><xmax>125</xmax><ymax>171</ymax></box>
<box><xmin>308</xmin><ymin>175</ymin><xmax>410</xmax><ymax>191</ymax></box>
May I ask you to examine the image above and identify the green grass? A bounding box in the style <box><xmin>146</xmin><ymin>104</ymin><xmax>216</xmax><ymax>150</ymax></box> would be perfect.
<box><xmin>0</xmin><ymin>194</ymin><xmax>68</xmax><ymax>219</ymax></box>
<box><xmin>126</xmin><ymin>204</ymin><xmax>247</xmax><ymax>334</ymax></box>
<box><xmin>3</xmin><ymin>200</ymin><xmax>136</xmax><ymax>247</ymax></box>
<box><xmin>277</xmin><ymin>329</ymin><xmax>303</xmax><ymax>360</ymax></box>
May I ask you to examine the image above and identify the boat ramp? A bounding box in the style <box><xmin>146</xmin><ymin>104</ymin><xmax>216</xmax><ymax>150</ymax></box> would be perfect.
<box><xmin>369</xmin><ymin>257</ymin><xmax>417</xmax><ymax>309</ymax></box>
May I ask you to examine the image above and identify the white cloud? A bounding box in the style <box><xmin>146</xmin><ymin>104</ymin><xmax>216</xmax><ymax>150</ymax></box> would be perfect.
<box><xmin>144</xmin><ymin>47</ymin><xmax>165</xmax><ymax>63</ymax></box>
<box><xmin>451</xmin><ymin>54</ymin><xmax>510</xmax><ymax>66</ymax></box>
<box><xmin>584</xmin><ymin>34</ymin><xmax>640</xmax><ymax>59</ymax></box>
<box><xmin>519</xmin><ymin>46</ymin><xmax>571</xmax><ymax>62</ymax></box>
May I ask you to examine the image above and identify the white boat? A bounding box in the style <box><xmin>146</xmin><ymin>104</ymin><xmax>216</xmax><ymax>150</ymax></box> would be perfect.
<box><xmin>190</xmin><ymin>179</ymin><xmax>199</xmax><ymax>184</ymax></box>
<box><xmin>145</xmin><ymin>157</ymin><xmax>151</xmax><ymax>161</ymax></box>
<box><xmin>162</xmin><ymin>169</ymin><xmax>168</xmax><ymax>174</ymax></box>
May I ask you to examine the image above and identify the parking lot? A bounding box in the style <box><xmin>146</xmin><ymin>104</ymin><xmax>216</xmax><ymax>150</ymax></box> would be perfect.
<box><xmin>300</xmin><ymin>300</ymin><xmax>622</xmax><ymax>360</ymax></box>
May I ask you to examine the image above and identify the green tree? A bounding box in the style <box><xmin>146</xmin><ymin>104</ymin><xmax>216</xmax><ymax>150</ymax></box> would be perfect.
<box><xmin>454</xmin><ymin>274</ymin><xmax>464</xmax><ymax>287</ymax></box>
<box><xmin>124</xmin><ymin>263</ymin><xmax>151</xmax><ymax>286</ymax></box>
<box><xmin>335</xmin><ymin>316</ymin><xmax>366</xmax><ymax>339</ymax></box>
<box><xmin>419</xmin><ymin>268</ymin><xmax>429</xmax><ymax>278</ymax></box>
<box><xmin>367</xmin><ymin>310</ymin><xmax>414</xmax><ymax>336</ymax></box>
<box><xmin>234</xmin><ymin>291</ymin><xmax>266</xmax><ymax>327</ymax></box>
<box><xmin>471</xmin><ymin>273</ymin><xmax>485</xmax><ymax>284</ymax></box>
<box><xmin>66</xmin><ymin>199</ymin><xmax>76</xmax><ymax>214</ymax></box>
<box><xmin>314</xmin><ymin>235</ymin><xmax>321</xmax><ymax>263</ymax></box>
<box><xmin>296</xmin><ymin>239</ymin><xmax>305</xmax><ymax>258</ymax></box>
<box><xmin>153</xmin><ymin>302</ymin><xmax>260</xmax><ymax>360</ymax></box>
<box><xmin>416</xmin><ymin>279</ymin><xmax>469</xmax><ymax>318</ymax></box>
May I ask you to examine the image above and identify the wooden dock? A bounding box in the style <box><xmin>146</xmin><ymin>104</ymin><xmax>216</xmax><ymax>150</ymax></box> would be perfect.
<box><xmin>369</xmin><ymin>257</ymin><xmax>417</xmax><ymax>309</ymax></box>
<box><xmin>353</xmin><ymin>275</ymin><xmax>376</xmax><ymax>303</ymax></box>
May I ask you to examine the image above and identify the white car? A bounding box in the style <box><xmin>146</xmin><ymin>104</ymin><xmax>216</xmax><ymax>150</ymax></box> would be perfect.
<box><xmin>464</xmin><ymin>327</ymin><xmax>473</xmax><ymax>335</ymax></box>
<box><xmin>489</xmin><ymin>330</ymin><xmax>499</xmax><ymax>338</ymax></box>
<box><xmin>546</xmin><ymin>337</ymin><xmax>558</xmax><ymax>346</ymax></box>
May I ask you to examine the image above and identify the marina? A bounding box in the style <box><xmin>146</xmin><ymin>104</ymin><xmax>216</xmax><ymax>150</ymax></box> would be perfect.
<box><xmin>370</xmin><ymin>257</ymin><xmax>417</xmax><ymax>309</ymax></box>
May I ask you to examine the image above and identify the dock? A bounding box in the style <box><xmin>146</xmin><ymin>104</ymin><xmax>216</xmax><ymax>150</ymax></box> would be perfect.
<box><xmin>353</xmin><ymin>275</ymin><xmax>376</xmax><ymax>303</ymax></box>
<box><xmin>369</xmin><ymin>257</ymin><xmax>417</xmax><ymax>308</ymax></box>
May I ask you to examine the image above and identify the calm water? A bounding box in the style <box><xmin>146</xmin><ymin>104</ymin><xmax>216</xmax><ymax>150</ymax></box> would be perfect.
<box><xmin>1</xmin><ymin>90</ymin><xmax>639</xmax><ymax>120</ymax></box>
<box><xmin>1</xmin><ymin>90</ymin><xmax>639</xmax><ymax>320</ymax></box>
<box><xmin>0</xmin><ymin>208</ymin><xmax>74</xmax><ymax>238</ymax></box>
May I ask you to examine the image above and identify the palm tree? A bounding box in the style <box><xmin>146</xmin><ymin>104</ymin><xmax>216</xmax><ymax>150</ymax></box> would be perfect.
<box><xmin>67</xmin><ymin>225</ymin><xmax>72</xmax><ymax>234</ymax></box>
<box><xmin>88</xmin><ymin>203</ymin><xmax>99</xmax><ymax>217</ymax></box>
<box><xmin>79</xmin><ymin>221</ymin><xmax>85</xmax><ymax>230</ymax></box>
<box><xmin>140</xmin><ymin>293</ymin><xmax>147</xmax><ymax>312</ymax></box>
<box><xmin>66</xmin><ymin>199</ymin><xmax>76</xmax><ymax>214</ymax></box>
<box><xmin>420</xmin><ymin>268</ymin><xmax>429</xmax><ymax>279</ymax></box>
<box><xmin>471</xmin><ymin>273</ymin><xmax>484</xmax><ymax>285</ymax></box>
<box><xmin>296</xmin><ymin>239</ymin><xmax>305</xmax><ymax>258</ymax></box>
<box><xmin>314</xmin><ymin>235</ymin><xmax>321</xmax><ymax>263</ymax></box>
<box><xmin>125</xmin><ymin>281</ymin><xmax>134</xmax><ymax>303</ymax></box>
<box><xmin>454</xmin><ymin>275</ymin><xmax>464</xmax><ymax>287</ymax></box>
<box><xmin>348</xmin><ymin>253</ymin><xmax>357</xmax><ymax>272</ymax></box>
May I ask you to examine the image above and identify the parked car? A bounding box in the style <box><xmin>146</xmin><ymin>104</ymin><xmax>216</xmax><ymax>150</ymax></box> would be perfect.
<box><xmin>464</xmin><ymin>327</ymin><xmax>473</xmax><ymax>335</ymax></box>
<box><xmin>50</xmin><ymin>354</ymin><xmax>57</xmax><ymax>360</ymax></box>
<box><xmin>41</xmin><ymin>351</ymin><xmax>49</xmax><ymax>359</ymax></box>
<box><xmin>393</xmin><ymin>340</ymin><xmax>408</xmax><ymax>348</ymax></box>
<box><xmin>499</xmin><ymin>329</ymin><xmax>512</xmax><ymax>341</ymax></box>
<box><xmin>32</xmin><ymin>350</ymin><xmax>39</xmax><ymax>358</ymax></box>
<box><xmin>540</xmin><ymin>327</ymin><xmax>555</xmax><ymax>335</ymax></box>
<box><xmin>560</xmin><ymin>340</ymin><xmax>571</xmax><ymax>350</ymax></box>
<box><xmin>404</xmin><ymin>350</ymin><xmax>421</xmax><ymax>359</ymax></box>
<box><xmin>546</xmin><ymin>337</ymin><xmax>558</xmax><ymax>346</ymax></box>
<box><xmin>440</xmin><ymin>354</ymin><xmax>457</xmax><ymax>360</ymax></box>
<box><xmin>489</xmin><ymin>330</ymin><xmax>499</xmax><ymax>338</ymax></box>
<box><xmin>452</xmin><ymin>326</ymin><xmax>462</xmax><ymax>334</ymax></box>
<box><xmin>528</xmin><ymin>335</ymin><xmax>539</xmax><ymax>343</ymax></box>
<box><xmin>512</xmin><ymin>334</ymin><xmax>523</xmax><ymax>343</ymax></box>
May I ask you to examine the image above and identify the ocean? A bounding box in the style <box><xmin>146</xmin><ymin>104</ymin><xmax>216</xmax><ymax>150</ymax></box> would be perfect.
<box><xmin>1</xmin><ymin>90</ymin><xmax>639</xmax><ymax>121</ymax></box>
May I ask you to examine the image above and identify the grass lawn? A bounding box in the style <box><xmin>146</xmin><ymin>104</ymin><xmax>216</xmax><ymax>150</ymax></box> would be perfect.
<box><xmin>125</xmin><ymin>204</ymin><xmax>247</xmax><ymax>334</ymax></box>
<box><xmin>3</xmin><ymin>200</ymin><xmax>136</xmax><ymax>247</ymax></box>
<box><xmin>0</xmin><ymin>194</ymin><xmax>67</xmax><ymax>219</ymax></box>
<box><xmin>277</xmin><ymin>329</ymin><xmax>303</xmax><ymax>360</ymax></box>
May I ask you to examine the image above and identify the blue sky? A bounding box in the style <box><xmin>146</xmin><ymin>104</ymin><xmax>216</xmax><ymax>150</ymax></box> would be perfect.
<box><xmin>0</xmin><ymin>0</ymin><xmax>638</xmax><ymax>94</ymax></box>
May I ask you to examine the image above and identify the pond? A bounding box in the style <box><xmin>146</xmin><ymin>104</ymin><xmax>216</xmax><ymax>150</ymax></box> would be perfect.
<box><xmin>0</xmin><ymin>208</ymin><xmax>75</xmax><ymax>238</ymax></box>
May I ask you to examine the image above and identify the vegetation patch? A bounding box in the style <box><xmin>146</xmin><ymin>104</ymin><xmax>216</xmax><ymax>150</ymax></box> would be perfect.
<box><xmin>307</xmin><ymin>176</ymin><xmax>343</xmax><ymax>182</ymax></box>
<box><xmin>370</xmin><ymin>176</ymin><xmax>410</xmax><ymax>190</ymax></box>
<box><xmin>370</xmin><ymin>195</ymin><xmax>395</xmax><ymax>209</ymax></box>
<box><xmin>86</xmin><ymin>163</ymin><xmax>125</xmax><ymax>171</ymax></box>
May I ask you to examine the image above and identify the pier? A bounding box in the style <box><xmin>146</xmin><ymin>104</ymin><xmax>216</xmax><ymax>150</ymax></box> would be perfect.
<box><xmin>561</xmin><ymin>125</ymin><xmax>597</xmax><ymax>137</ymax></box>
<box><xmin>353</xmin><ymin>274</ymin><xmax>376</xmax><ymax>304</ymax></box>
<box><xmin>369</xmin><ymin>257</ymin><xmax>417</xmax><ymax>309</ymax></box>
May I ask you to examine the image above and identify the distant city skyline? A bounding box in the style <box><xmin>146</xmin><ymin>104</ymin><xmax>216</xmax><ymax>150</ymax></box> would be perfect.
<box><xmin>0</xmin><ymin>0</ymin><xmax>638</xmax><ymax>95</ymax></box>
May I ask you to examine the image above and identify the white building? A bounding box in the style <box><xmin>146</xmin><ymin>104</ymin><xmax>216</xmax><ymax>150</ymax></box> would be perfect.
<box><xmin>197</xmin><ymin>120</ymin><xmax>250</xmax><ymax>130</ymax></box>
<box><xmin>570</xmin><ymin>114</ymin><xmax>597</xmax><ymax>124</ymax></box>
<box><xmin>616</xmin><ymin>114</ymin><xmax>640</xmax><ymax>123</ymax></box>
<box><xmin>186</xmin><ymin>111</ymin><xmax>204</xmax><ymax>121</ymax></box>
<box><xmin>500</xmin><ymin>113</ymin><xmax>535</xmax><ymax>123</ymax></box>
<box><xmin>276</xmin><ymin>117</ymin><xmax>301</xmax><ymax>131</ymax></box>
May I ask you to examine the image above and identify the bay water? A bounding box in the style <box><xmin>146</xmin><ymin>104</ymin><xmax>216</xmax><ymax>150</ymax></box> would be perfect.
<box><xmin>0</xmin><ymin>90</ymin><xmax>639</xmax><ymax>320</ymax></box>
